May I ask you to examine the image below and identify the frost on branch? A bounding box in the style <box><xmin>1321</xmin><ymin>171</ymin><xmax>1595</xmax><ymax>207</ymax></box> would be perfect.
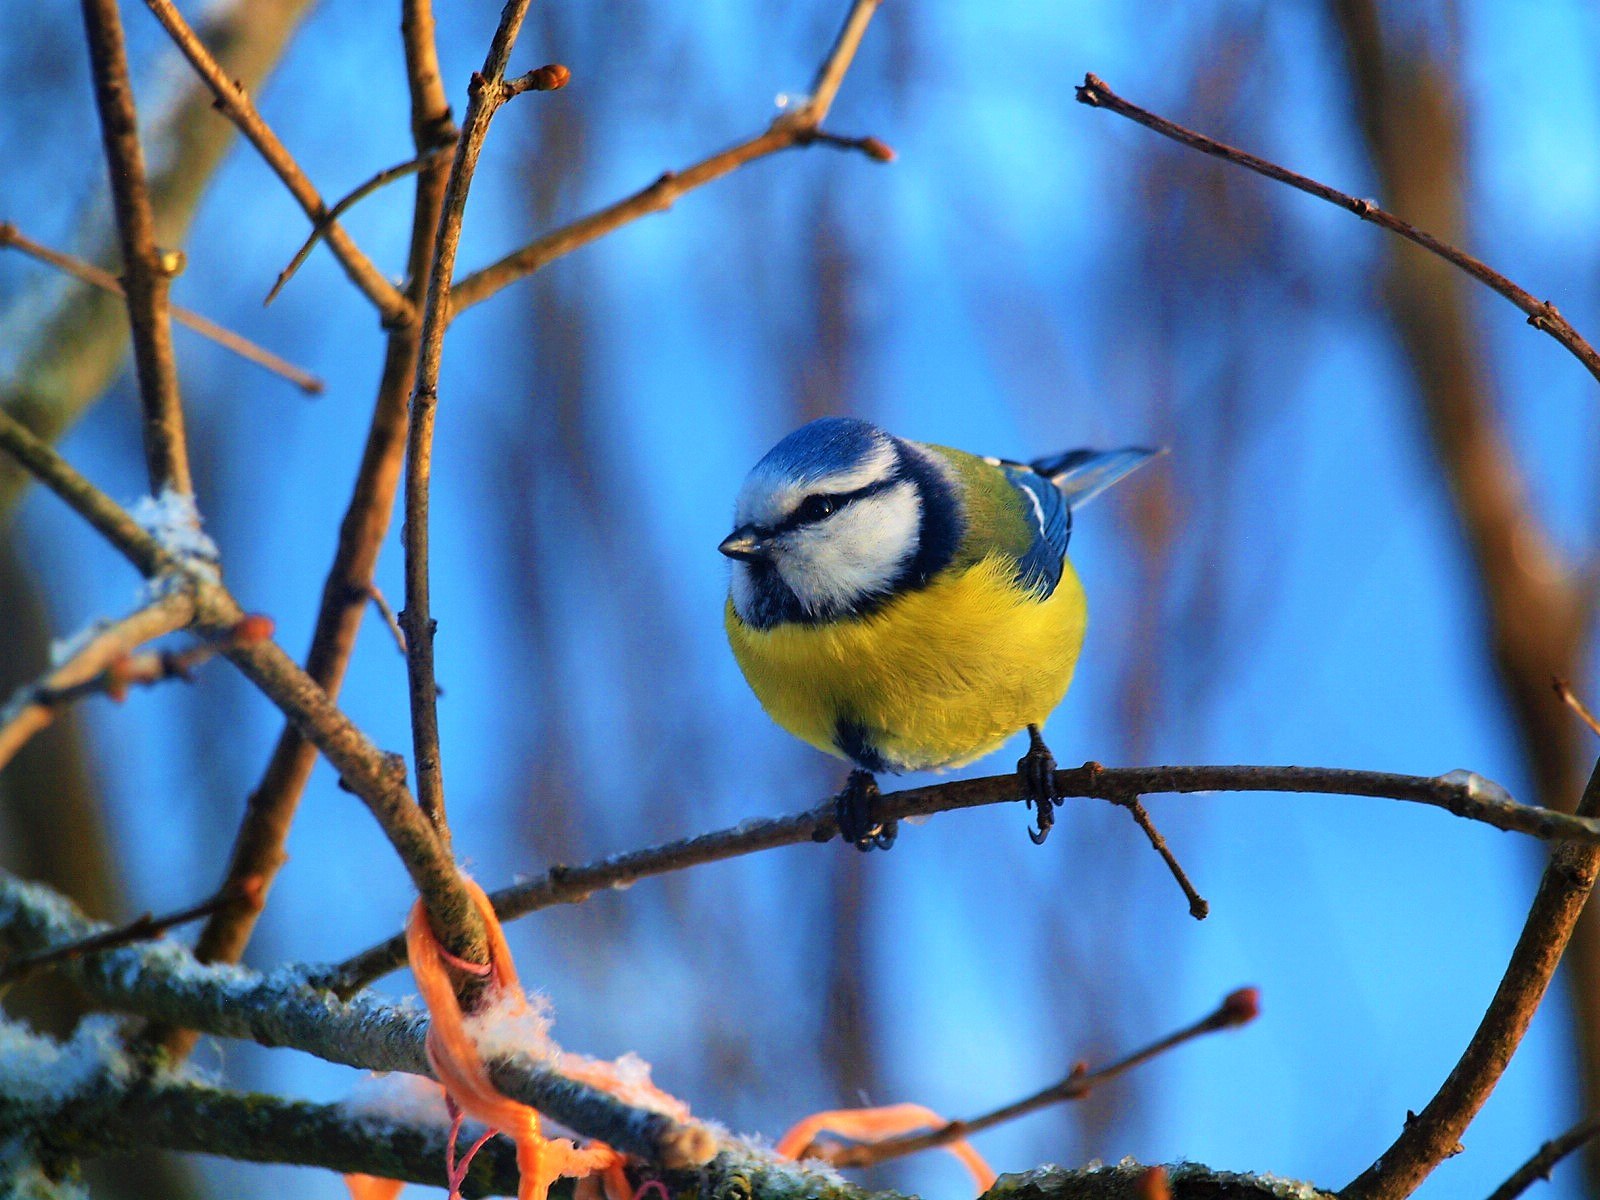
<box><xmin>129</xmin><ymin>486</ymin><xmax>220</xmax><ymax>584</ymax></box>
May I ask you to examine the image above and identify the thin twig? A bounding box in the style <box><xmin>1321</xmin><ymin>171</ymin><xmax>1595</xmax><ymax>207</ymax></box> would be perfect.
<box><xmin>1485</xmin><ymin>1113</ymin><xmax>1600</xmax><ymax>1200</ymax></box>
<box><xmin>821</xmin><ymin>987</ymin><xmax>1259</xmax><ymax>1169</ymax></box>
<box><xmin>1105</xmin><ymin>785</ymin><xmax>1208</xmax><ymax>919</ymax></box>
<box><xmin>1074</xmin><ymin>73</ymin><xmax>1600</xmax><ymax>389</ymax></box>
<box><xmin>0</xmin><ymin>593</ymin><xmax>196</xmax><ymax>775</ymax></box>
<box><xmin>1343</xmin><ymin>757</ymin><xmax>1600</xmax><ymax>1199</ymax></box>
<box><xmin>0</xmin><ymin>877</ymin><xmax>262</xmax><ymax>989</ymax></box>
<box><xmin>318</xmin><ymin>761</ymin><xmax>1576</xmax><ymax>995</ymax></box>
<box><xmin>81</xmin><ymin>0</ymin><xmax>194</xmax><ymax>495</ymax></box>
<box><xmin>0</xmin><ymin>221</ymin><xmax>323</xmax><ymax>394</ymax></box>
<box><xmin>263</xmin><ymin>144</ymin><xmax>455</xmax><ymax>307</ymax></box>
<box><xmin>158</xmin><ymin>0</ymin><xmax>463</xmax><ymax>1060</ymax></box>
<box><xmin>1555</xmin><ymin>678</ymin><xmax>1600</xmax><ymax>741</ymax></box>
<box><xmin>141</xmin><ymin>0</ymin><xmax>411</xmax><ymax>324</ymax></box>
<box><xmin>367</xmin><ymin>583</ymin><xmax>408</xmax><ymax>655</ymax></box>
<box><xmin>448</xmin><ymin>0</ymin><xmax>888</xmax><ymax>316</ymax></box>
<box><xmin>401</xmin><ymin>2</ymin><xmax>556</xmax><ymax>844</ymax></box>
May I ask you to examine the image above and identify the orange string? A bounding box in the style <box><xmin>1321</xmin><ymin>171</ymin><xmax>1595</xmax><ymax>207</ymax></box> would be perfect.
<box><xmin>775</xmin><ymin>1103</ymin><xmax>996</xmax><ymax>1192</ymax></box>
<box><xmin>345</xmin><ymin>877</ymin><xmax>624</xmax><ymax>1200</ymax></box>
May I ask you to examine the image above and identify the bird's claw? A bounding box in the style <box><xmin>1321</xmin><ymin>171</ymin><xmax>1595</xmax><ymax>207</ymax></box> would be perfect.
<box><xmin>1018</xmin><ymin>725</ymin><xmax>1058</xmax><ymax>844</ymax></box>
<box><xmin>836</xmin><ymin>769</ymin><xmax>896</xmax><ymax>852</ymax></box>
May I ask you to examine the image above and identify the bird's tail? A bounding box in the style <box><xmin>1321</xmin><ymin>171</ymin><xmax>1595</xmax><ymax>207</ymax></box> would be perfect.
<box><xmin>1029</xmin><ymin>447</ymin><xmax>1164</xmax><ymax>509</ymax></box>
<box><xmin>1030</xmin><ymin>448</ymin><xmax>1171</xmax><ymax>508</ymax></box>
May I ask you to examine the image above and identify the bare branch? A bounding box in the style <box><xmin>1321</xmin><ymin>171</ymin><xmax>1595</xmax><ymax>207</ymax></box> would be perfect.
<box><xmin>320</xmin><ymin>761</ymin><xmax>1573</xmax><ymax>995</ymax></box>
<box><xmin>819</xmin><ymin>988</ymin><xmax>1259</xmax><ymax>1170</ymax></box>
<box><xmin>0</xmin><ymin>0</ymin><xmax>320</xmax><ymax>518</ymax></box>
<box><xmin>1343</xmin><ymin>757</ymin><xmax>1600</xmax><ymax>1198</ymax></box>
<box><xmin>163</xmin><ymin>0</ymin><xmax>464</xmax><ymax>1054</ymax></box>
<box><xmin>0</xmin><ymin>222</ymin><xmax>323</xmax><ymax>395</ymax></box>
<box><xmin>141</xmin><ymin>0</ymin><xmax>411</xmax><ymax>323</ymax></box>
<box><xmin>264</xmin><ymin>144</ymin><xmax>455</xmax><ymax>307</ymax></box>
<box><xmin>401</xmin><ymin>0</ymin><xmax>556</xmax><ymax>842</ymax></box>
<box><xmin>448</xmin><ymin>0</ymin><xmax>888</xmax><ymax>316</ymax></box>
<box><xmin>80</xmin><ymin>0</ymin><xmax>194</xmax><ymax>495</ymax></box>
<box><xmin>0</xmin><ymin>593</ymin><xmax>195</xmax><ymax>775</ymax></box>
<box><xmin>1485</xmin><ymin>1114</ymin><xmax>1600</xmax><ymax>1200</ymax></box>
<box><xmin>1556</xmin><ymin>678</ymin><xmax>1600</xmax><ymax>742</ymax></box>
<box><xmin>0</xmin><ymin>409</ymin><xmax>175</xmax><ymax>577</ymax></box>
<box><xmin>1074</xmin><ymin>73</ymin><xmax>1600</xmax><ymax>389</ymax></box>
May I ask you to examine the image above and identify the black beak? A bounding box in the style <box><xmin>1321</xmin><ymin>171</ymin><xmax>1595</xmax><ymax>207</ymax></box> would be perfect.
<box><xmin>718</xmin><ymin>526</ymin><xmax>771</xmax><ymax>562</ymax></box>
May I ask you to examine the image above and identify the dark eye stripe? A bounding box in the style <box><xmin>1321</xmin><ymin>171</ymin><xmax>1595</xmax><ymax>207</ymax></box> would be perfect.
<box><xmin>770</xmin><ymin>478</ymin><xmax>896</xmax><ymax>534</ymax></box>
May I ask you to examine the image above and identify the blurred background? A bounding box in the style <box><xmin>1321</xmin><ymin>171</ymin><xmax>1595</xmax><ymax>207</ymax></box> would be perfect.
<box><xmin>3</xmin><ymin>1</ymin><xmax>1600</xmax><ymax>1197</ymax></box>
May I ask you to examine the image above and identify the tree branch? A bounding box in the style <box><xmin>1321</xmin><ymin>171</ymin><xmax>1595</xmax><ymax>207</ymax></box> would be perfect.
<box><xmin>0</xmin><ymin>873</ymin><xmax>714</xmax><ymax>1172</ymax></box>
<box><xmin>1342</xmin><ymin>757</ymin><xmax>1600</xmax><ymax>1198</ymax></box>
<box><xmin>1485</xmin><ymin>1113</ymin><xmax>1600</xmax><ymax>1200</ymax></box>
<box><xmin>0</xmin><ymin>410</ymin><xmax>176</xmax><ymax>577</ymax></box>
<box><xmin>447</xmin><ymin>0</ymin><xmax>887</xmax><ymax>316</ymax></box>
<box><xmin>162</xmin><ymin>0</ymin><xmax>463</xmax><ymax>1053</ymax></box>
<box><xmin>0</xmin><ymin>593</ymin><xmax>196</xmax><ymax>776</ymax></box>
<box><xmin>1074</xmin><ymin>73</ymin><xmax>1600</xmax><ymax>388</ymax></box>
<box><xmin>817</xmin><ymin>988</ymin><xmax>1258</xmax><ymax>1170</ymax></box>
<box><xmin>0</xmin><ymin>222</ymin><xmax>323</xmax><ymax>395</ymax></box>
<box><xmin>140</xmin><ymin>0</ymin><xmax>411</xmax><ymax>324</ymax></box>
<box><xmin>264</xmin><ymin>144</ymin><xmax>455</xmax><ymax>307</ymax></box>
<box><xmin>320</xmin><ymin>761</ymin><xmax>1575</xmax><ymax>995</ymax></box>
<box><xmin>80</xmin><ymin>0</ymin><xmax>194</xmax><ymax>496</ymax></box>
<box><xmin>0</xmin><ymin>0</ymin><xmax>319</xmax><ymax>516</ymax></box>
<box><xmin>401</xmin><ymin>0</ymin><xmax>561</xmax><ymax>843</ymax></box>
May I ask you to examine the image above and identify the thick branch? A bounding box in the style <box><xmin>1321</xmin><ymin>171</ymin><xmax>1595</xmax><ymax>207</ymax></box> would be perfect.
<box><xmin>187</xmin><ymin>583</ymin><xmax>487</xmax><ymax>971</ymax></box>
<box><xmin>141</xmin><ymin>0</ymin><xmax>411</xmax><ymax>323</ymax></box>
<box><xmin>1074</xmin><ymin>73</ymin><xmax>1600</xmax><ymax>388</ymax></box>
<box><xmin>448</xmin><ymin>0</ymin><xmax>886</xmax><ymax>315</ymax></box>
<box><xmin>1342</xmin><ymin>758</ymin><xmax>1600</xmax><ymax>1198</ymax></box>
<box><xmin>321</xmin><ymin>761</ymin><xmax>1571</xmax><ymax>994</ymax></box>
<box><xmin>0</xmin><ymin>873</ymin><xmax>712</xmax><ymax>1170</ymax></box>
<box><xmin>80</xmin><ymin>0</ymin><xmax>194</xmax><ymax>495</ymax></box>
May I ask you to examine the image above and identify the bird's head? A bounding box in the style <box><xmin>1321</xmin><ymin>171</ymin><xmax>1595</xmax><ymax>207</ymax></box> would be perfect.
<box><xmin>721</xmin><ymin>417</ymin><xmax>960</xmax><ymax>628</ymax></box>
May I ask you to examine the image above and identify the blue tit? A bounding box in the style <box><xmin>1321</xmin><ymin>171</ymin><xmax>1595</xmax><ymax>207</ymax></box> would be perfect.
<box><xmin>720</xmin><ymin>416</ymin><xmax>1159</xmax><ymax>850</ymax></box>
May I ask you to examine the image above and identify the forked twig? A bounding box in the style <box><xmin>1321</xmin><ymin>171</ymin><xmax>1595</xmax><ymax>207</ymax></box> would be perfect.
<box><xmin>448</xmin><ymin>0</ymin><xmax>890</xmax><ymax>316</ymax></box>
<box><xmin>264</xmin><ymin>144</ymin><xmax>456</xmax><ymax>307</ymax></box>
<box><xmin>141</xmin><ymin>0</ymin><xmax>410</xmax><ymax>323</ymax></box>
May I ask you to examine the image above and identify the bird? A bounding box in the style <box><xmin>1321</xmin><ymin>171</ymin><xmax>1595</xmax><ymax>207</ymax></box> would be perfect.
<box><xmin>720</xmin><ymin>416</ymin><xmax>1160</xmax><ymax>851</ymax></box>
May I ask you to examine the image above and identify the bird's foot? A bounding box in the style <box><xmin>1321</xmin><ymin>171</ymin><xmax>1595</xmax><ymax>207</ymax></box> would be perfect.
<box><xmin>1018</xmin><ymin>724</ymin><xmax>1059</xmax><ymax>844</ymax></box>
<box><xmin>836</xmin><ymin>769</ymin><xmax>896</xmax><ymax>852</ymax></box>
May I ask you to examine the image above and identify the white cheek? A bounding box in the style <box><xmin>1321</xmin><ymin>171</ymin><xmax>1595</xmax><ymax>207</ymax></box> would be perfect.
<box><xmin>781</xmin><ymin>484</ymin><xmax>921</xmax><ymax>614</ymax></box>
<box><xmin>729</xmin><ymin>563</ymin><xmax>759</xmax><ymax>623</ymax></box>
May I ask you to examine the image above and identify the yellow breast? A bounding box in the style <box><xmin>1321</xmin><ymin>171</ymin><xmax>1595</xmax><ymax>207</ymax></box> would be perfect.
<box><xmin>725</xmin><ymin>554</ymin><xmax>1087</xmax><ymax>772</ymax></box>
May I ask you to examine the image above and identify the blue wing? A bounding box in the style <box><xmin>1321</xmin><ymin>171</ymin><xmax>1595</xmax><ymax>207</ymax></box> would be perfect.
<box><xmin>1000</xmin><ymin>464</ymin><xmax>1072</xmax><ymax>598</ymax></box>
<box><xmin>998</xmin><ymin>447</ymin><xmax>1161</xmax><ymax>598</ymax></box>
